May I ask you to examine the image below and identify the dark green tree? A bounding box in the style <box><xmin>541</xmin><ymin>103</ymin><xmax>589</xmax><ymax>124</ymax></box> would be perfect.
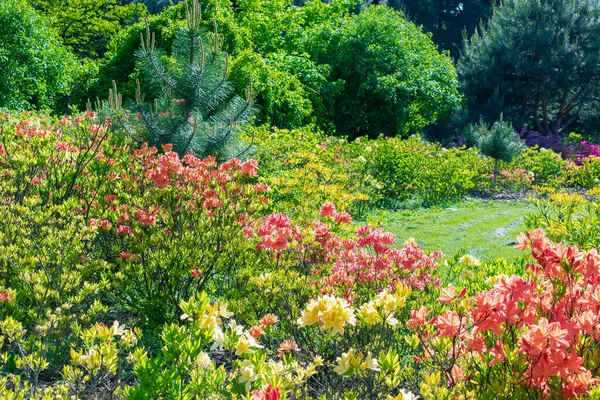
<box><xmin>0</xmin><ymin>0</ymin><xmax>78</xmax><ymax>110</ymax></box>
<box><xmin>380</xmin><ymin>0</ymin><xmax>493</xmax><ymax>58</ymax></box>
<box><xmin>459</xmin><ymin>0</ymin><xmax>600</xmax><ymax>136</ymax></box>
<box><xmin>308</xmin><ymin>5</ymin><xmax>462</xmax><ymax>139</ymax></box>
<box><xmin>106</xmin><ymin>0</ymin><xmax>255</xmax><ymax>160</ymax></box>
<box><xmin>466</xmin><ymin>118</ymin><xmax>525</xmax><ymax>187</ymax></box>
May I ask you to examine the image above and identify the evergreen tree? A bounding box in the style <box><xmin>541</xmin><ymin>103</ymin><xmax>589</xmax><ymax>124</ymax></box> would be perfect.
<box><xmin>466</xmin><ymin>118</ymin><xmax>525</xmax><ymax>187</ymax></box>
<box><xmin>459</xmin><ymin>0</ymin><xmax>600</xmax><ymax>136</ymax></box>
<box><xmin>106</xmin><ymin>0</ymin><xmax>255</xmax><ymax>160</ymax></box>
<box><xmin>380</xmin><ymin>0</ymin><xmax>493</xmax><ymax>58</ymax></box>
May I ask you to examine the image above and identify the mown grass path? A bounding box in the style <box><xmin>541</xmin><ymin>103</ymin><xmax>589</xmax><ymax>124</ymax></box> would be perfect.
<box><xmin>381</xmin><ymin>200</ymin><xmax>534</xmax><ymax>260</ymax></box>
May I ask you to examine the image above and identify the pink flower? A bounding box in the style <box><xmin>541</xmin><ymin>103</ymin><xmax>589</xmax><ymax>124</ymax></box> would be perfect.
<box><xmin>320</xmin><ymin>202</ymin><xmax>336</xmax><ymax>217</ymax></box>
<box><xmin>119</xmin><ymin>252</ymin><xmax>137</xmax><ymax>260</ymax></box>
<box><xmin>334</xmin><ymin>212</ymin><xmax>352</xmax><ymax>224</ymax></box>
<box><xmin>253</xmin><ymin>183</ymin><xmax>270</xmax><ymax>193</ymax></box>
<box><xmin>241</xmin><ymin>159</ymin><xmax>259</xmax><ymax>176</ymax></box>
<box><xmin>135</xmin><ymin>207</ymin><xmax>159</xmax><ymax>227</ymax></box>
<box><xmin>117</xmin><ymin>225</ymin><xmax>133</xmax><ymax>235</ymax></box>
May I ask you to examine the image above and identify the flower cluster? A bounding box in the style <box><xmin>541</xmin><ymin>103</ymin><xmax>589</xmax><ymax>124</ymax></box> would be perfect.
<box><xmin>297</xmin><ymin>295</ymin><xmax>356</xmax><ymax>335</ymax></box>
<box><xmin>410</xmin><ymin>229</ymin><xmax>600</xmax><ymax>399</ymax></box>
<box><xmin>357</xmin><ymin>283</ymin><xmax>412</xmax><ymax>327</ymax></box>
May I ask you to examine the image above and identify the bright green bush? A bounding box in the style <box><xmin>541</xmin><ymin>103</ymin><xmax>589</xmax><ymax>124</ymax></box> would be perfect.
<box><xmin>250</xmin><ymin>126</ymin><xmax>382</xmax><ymax>219</ymax></box>
<box><xmin>0</xmin><ymin>112</ymin><xmax>114</xmax><ymax>391</ymax></box>
<box><xmin>364</xmin><ymin>135</ymin><xmax>485</xmax><ymax>206</ymax></box>
<box><xmin>0</xmin><ymin>0</ymin><xmax>78</xmax><ymax>111</ymax></box>
<box><xmin>526</xmin><ymin>189</ymin><xmax>600</xmax><ymax>250</ymax></box>
<box><xmin>307</xmin><ymin>5</ymin><xmax>462</xmax><ymax>139</ymax></box>
<box><xmin>563</xmin><ymin>156</ymin><xmax>600</xmax><ymax>189</ymax></box>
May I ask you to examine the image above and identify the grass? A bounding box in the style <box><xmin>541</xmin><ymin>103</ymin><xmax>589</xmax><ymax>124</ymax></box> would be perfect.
<box><xmin>379</xmin><ymin>199</ymin><xmax>535</xmax><ymax>261</ymax></box>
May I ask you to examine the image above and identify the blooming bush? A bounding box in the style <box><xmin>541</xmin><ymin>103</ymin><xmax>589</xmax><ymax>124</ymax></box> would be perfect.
<box><xmin>492</xmin><ymin>168</ymin><xmax>534</xmax><ymax>192</ymax></box>
<box><xmin>409</xmin><ymin>230</ymin><xmax>600</xmax><ymax>399</ymax></box>
<box><xmin>6</xmin><ymin>111</ymin><xmax>600</xmax><ymax>399</ymax></box>
<box><xmin>508</xmin><ymin>146</ymin><xmax>566</xmax><ymax>186</ymax></box>
<box><xmin>250</xmin><ymin>126</ymin><xmax>382</xmax><ymax>219</ymax></box>
<box><xmin>89</xmin><ymin>144</ymin><xmax>269</xmax><ymax>327</ymax></box>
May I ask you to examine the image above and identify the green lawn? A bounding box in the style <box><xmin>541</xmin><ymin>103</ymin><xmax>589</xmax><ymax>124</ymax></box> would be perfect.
<box><xmin>380</xmin><ymin>200</ymin><xmax>535</xmax><ymax>261</ymax></box>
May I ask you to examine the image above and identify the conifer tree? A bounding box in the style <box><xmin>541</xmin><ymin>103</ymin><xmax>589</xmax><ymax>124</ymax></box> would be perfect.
<box><xmin>466</xmin><ymin>117</ymin><xmax>525</xmax><ymax>188</ymax></box>
<box><xmin>459</xmin><ymin>0</ymin><xmax>600</xmax><ymax>136</ymax></box>
<box><xmin>105</xmin><ymin>0</ymin><xmax>255</xmax><ymax>160</ymax></box>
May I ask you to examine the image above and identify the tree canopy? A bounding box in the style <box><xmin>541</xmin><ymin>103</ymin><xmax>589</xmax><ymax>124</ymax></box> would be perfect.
<box><xmin>459</xmin><ymin>0</ymin><xmax>600</xmax><ymax>136</ymax></box>
<box><xmin>308</xmin><ymin>6</ymin><xmax>462</xmax><ymax>139</ymax></box>
<box><xmin>0</xmin><ymin>0</ymin><xmax>77</xmax><ymax>110</ymax></box>
<box><xmin>32</xmin><ymin>0</ymin><xmax>147</xmax><ymax>58</ymax></box>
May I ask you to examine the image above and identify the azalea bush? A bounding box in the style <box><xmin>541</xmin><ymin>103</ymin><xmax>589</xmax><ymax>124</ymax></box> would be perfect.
<box><xmin>251</xmin><ymin>126</ymin><xmax>382</xmax><ymax>218</ymax></box>
<box><xmin>409</xmin><ymin>229</ymin><xmax>600</xmax><ymax>399</ymax></box>
<box><xmin>6</xmin><ymin>110</ymin><xmax>600</xmax><ymax>399</ymax></box>
<box><xmin>563</xmin><ymin>156</ymin><xmax>600</xmax><ymax>189</ymax></box>
<box><xmin>508</xmin><ymin>146</ymin><xmax>565</xmax><ymax>186</ymax></box>
<box><xmin>89</xmin><ymin>145</ymin><xmax>270</xmax><ymax>328</ymax></box>
<box><xmin>0</xmin><ymin>112</ymin><xmax>115</xmax><ymax>391</ymax></box>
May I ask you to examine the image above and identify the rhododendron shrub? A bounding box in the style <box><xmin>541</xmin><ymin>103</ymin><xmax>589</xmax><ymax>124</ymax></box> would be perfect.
<box><xmin>252</xmin><ymin>204</ymin><xmax>442</xmax><ymax>304</ymax></box>
<box><xmin>409</xmin><ymin>230</ymin><xmax>600</xmax><ymax>399</ymax></box>
<box><xmin>89</xmin><ymin>144</ymin><xmax>269</xmax><ymax>326</ymax></box>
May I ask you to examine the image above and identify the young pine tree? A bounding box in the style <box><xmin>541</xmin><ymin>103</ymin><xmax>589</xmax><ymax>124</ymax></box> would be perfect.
<box><xmin>466</xmin><ymin>117</ymin><xmax>526</xmax><ymax>188</ymax></box>
<box><xmin>105</xmin><ymin>0</ymin><xmax>255</xmax><ymax>160</ymax></box>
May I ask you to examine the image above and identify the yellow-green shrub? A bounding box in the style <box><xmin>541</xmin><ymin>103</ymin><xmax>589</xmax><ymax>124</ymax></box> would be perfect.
<box><xmin>250</xmin><ymin>126</ymin><xmax>382</xmax><ymax>218</ymax></box>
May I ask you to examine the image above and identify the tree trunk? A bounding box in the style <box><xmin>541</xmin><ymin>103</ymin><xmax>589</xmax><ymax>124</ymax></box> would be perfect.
<box><xmin>493</xmin><ymin>158</ymin><xmax>499</xmax><ymax>189</ymax></box>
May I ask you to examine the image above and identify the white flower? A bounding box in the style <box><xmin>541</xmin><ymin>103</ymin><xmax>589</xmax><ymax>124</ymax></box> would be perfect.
<box><xmin>238</xmin><ymin>360</ymin><xmax>258</xmax><ymax>391</ymax></box>
<box><xmin>228</xmin><ymin>320</ymin><xmax>244</xmax><ymax>336</ymax></box>
<box><xmin>195</xmin><ymin>352</ymin><xmax>212</xmax><ymax>369</ymax></box>
<box><xmin>399</xmin><ymin>389</ymin><xmax>420</xmax><ymax>400</ymax></box>
<box><xmin>211</xmin><ymin>327</ymin><xmax>225</xmax><ymax>350</ymax></box>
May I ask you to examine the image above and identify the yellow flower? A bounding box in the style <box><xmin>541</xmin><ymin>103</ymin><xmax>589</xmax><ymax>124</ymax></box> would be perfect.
<box><xmin>334</xmin><ymin>349</ymin><xmax>356</xmax><ymax>375</ymax></box>
<box><xmin>298</xmin><ymin>295</ymin><xmax>356</xmax><ymax>336</ymax></box>
<box><xmin>235</xmin><ymin>333</ymin><xmax>263</xmax><ymax>356</ymax></box>
<box><xmin>459</xmin><ymin>254</ymin><xmax>481</xmax><ymax>267</ymax></box>
<box><xmin>218</xmin><ymin>303</ymin><xmax>234</xmax><ymax>319</ymax></box>
<box><xmin>195</xmin><ymin>352</ymin><xmax>212</xmax><ymax>369</ymax></box>
<box><xmin>358</xmin><ymin>302</ymin><xmax>381</xmax><ymax>325</ymax></box>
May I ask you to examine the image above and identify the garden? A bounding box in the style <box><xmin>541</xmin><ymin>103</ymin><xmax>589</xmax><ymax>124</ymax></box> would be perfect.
<box><xmin>1</xmin><ymin>0</ymin><xmax>600</xmax><ymax>399</ymax></box>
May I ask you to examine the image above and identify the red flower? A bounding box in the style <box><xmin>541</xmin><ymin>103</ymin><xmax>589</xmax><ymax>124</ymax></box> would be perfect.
<box><xmin>99</xmin><ymin>219</ymin><xmax>112</xmax><ymax>230</ymax></box>
<box><xmin>191</xmin><ymin>269</ymin><xmax>202</xmax><ymax>278</ymax></box>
